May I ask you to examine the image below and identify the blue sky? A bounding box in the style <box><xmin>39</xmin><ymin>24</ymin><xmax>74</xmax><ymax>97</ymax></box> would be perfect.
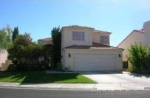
<box><xmin>0</xmin><ymin>0</ymin><xmax>150</xmax><ymax>46</ymax></box>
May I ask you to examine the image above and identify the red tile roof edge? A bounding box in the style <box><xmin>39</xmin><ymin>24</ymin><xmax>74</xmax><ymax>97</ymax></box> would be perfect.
<box><xmin>63</xmin><ymin>42</ymin><xmax>116</xmax><ymax>49</ymax></box>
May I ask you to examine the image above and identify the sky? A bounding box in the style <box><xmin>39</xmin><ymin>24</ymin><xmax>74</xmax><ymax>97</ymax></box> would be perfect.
<box><xmin>0</xmin><ymin>0</ymin><xmax>150</xmax><ymax>46</ymax></box>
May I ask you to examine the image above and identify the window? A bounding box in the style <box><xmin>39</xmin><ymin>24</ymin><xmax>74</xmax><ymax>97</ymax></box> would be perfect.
<box><xmin>100</xmin><ymin>36</ymin><xmax>109</xmax><ymax>44</ymax></box>
<box><xmin>72</xmin><ymin>31</ymin><xmax>85</xmax><ymax>41</ymax></box>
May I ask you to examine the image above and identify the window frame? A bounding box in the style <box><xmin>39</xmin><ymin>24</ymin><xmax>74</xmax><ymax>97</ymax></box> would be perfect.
<box><xmin>100</xmin><ymin>36</ymin><xmax>109</xmax><ymax>44</ymax></box>
<box><xmin>72</xmin><ymin>31</ymin><xmax>85</xmax><ymax>41</ymax></box>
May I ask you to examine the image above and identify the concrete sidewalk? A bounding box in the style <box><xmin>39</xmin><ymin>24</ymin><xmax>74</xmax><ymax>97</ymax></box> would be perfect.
<box><xmin>0</xmin><ymin>82</ymin><xmax>149</xmax><ymax>91</ymax></box>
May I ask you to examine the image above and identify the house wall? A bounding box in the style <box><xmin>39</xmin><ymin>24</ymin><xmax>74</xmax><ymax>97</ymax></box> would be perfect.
<box><xmin>0</xmin><ymin>50</ymin><xmax>8</xmax><ymax>68</ymax></box>
<box><xmin>61</xmin><ymin>27</ymin><xmax>94</xmax><ymax>49</ymax></box>
<box><xmin>143</xmin><ymin>20</ymin><xmax>150</xmax><ymax>46</ymax></box>
<box><xmin>92</xmin><ymin>32</ymin><xmax>110</xmax><ymax>45</ymax></box>
<box><xmin>61</xmin><ymin>50</ymin><xmax>66</xmax><ymax>68</ymax></box>
<box><xmin>118</xmin><ymin>31</ymin><xmax>144</xmax><ymax>61</ymax></box>
<box><xmin>61</xmin><ymin>49</ymin><xmax>123</xmax><ymax>71</ymax></box>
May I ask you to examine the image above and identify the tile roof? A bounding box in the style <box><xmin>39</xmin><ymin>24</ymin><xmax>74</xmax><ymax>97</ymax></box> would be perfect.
<box><xmin>38</xmin><ymin>38</ymin><xmax>52</xmax><ymax>41</ymax></box>
<box><xmin>38</xmin><ymin>38</ymin><xmax>53</xmax><ymax>45</ymax></box>
<box><xmin>133</xmin><ymin>29</ymin><xmax>145</xmax><ymax>33</ymax></box>
<box><xmin>62</xmin><ymin>25</ymin><xmax>94</xmax><ymax>29</ymax></box>
<box><xmin>62</xmin><ymin>25</ymin><xmax>111</xmax><ymax>34</ymax></box>
<box><xmin>64</xmin><ymin>42</ymin><xmax>117</xmax><ymax>49</ymax></box>
<box><xmin>93</xmin><ymin>30</ymin><xmax>111</xmax><ymax>34</ymax></box>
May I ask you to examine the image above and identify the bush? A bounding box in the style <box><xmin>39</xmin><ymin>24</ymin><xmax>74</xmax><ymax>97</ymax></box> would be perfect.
<box><xmin>56</xmin><ymin>63</ymin><xmax>64</xmax><ymax>71</ymax></box>
<box><xmin>16</xmin><ymin>63</ymin><xmax>44</xmax><ymax>71</ymax></box>
<box><xmin>10</xmin><ymin>59</ymin><xmax>51</xmax><ymax>71</ymax></box>
<box><xmin>8</xmin><ymin>64</ymin><xmax>17</xmax><ymax>72</ymax></box>
<box><xmin>128</xmin><ymin>66</ymin><xmax>138</xmax><ymax>73</ymax></box>
<box><xmin>127</xmin><ymin>43</ymin><xmax>150</xmax><ymax>74</ymax></box>
<box><xmin>16</xmin><ymin>64</ymin><xmax>27</xmax><ymax>71</ymax></box>
<box><xmin>146</xmin><ymin>48</ymin><xmax>150</xmax><ymax>70</ymax></box>
<box><xmin>12</xmin><ymin>60</ymin><xmax>18</xmax><ymax>65</ymax></box>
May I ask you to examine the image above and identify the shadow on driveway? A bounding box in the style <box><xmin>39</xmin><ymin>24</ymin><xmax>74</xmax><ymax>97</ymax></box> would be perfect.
<box><xmin>126</xmin><ymin>72</ymin><xmax>150</xmax><ymax>78</ymax></box>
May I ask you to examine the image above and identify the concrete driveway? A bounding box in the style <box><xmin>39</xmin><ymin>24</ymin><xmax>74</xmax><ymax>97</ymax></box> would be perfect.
<box><xmin>82</xmin><ymin>71</ymin><xmax>150</xmax><ymax>90</ymax></box>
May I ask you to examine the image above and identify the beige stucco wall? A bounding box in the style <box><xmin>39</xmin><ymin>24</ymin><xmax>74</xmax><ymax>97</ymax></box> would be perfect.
<box><xmin>92</xmin><ymin>31</ymin><xmax>110</xmax><ymax>45</ymax></box>
<box><xmin>143</xmin><ymin>21</ymin><xmax>150</xmax><ymax>46</ymax></box>
<box><xmin>61</xmin><ymin>50</ymin><xmax>65</xmax><ymax>68</ymax></box>
<box><xmin>61</xmin><ymin>49</ymin><xmax>123</xmax><ymax>71</ymax></box>
<box><xmin>0</xmin><ymin>50</ymin><xmax>8</xmax><ymax>68</ymax></box>
<box><xmin>0</xmin><ymin>60</ymin><xmax>13</xmax><ymax>71</ymax></box>
<box><xmin>61</xmin><ymin>27</ymin><xmax>94</xmax><ymax>49</ymax></box>
<box><xmin>118</xmin><ymin>31</ymin><xmax>144</xmax><ymax>61</ymax></box>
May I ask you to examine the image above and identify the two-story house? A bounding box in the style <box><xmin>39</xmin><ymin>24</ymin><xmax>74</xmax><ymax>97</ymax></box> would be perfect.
<box><xmin>61</xmin><ymin>25</ymin><xmax>123</xmax><ymax>71</ymax></box>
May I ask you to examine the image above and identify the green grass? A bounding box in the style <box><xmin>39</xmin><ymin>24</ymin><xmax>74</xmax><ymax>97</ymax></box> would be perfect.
<box><xmin>0</xmin><ymin>71</ymin><xmax>96</xmax><ymax>84</ymax></box>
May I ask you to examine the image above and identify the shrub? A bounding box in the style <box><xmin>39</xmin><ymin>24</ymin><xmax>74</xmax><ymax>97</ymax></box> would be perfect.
<box><xmin>16</xmin><ymin>63</ymin><xmax>27</xmax><ymax>71</ymax></box>
<box><xmin>8</xmin><ymin>64</ymin><xmax>17</xmax><ymax>72</ymax></box>
<box><xmin>127</xmin><ymin>43</ymin><xmax>150</xmax><ymax>73</ymax></box>
<box><xmin>128</xmin><ymin>66</ymin><xmax>135</xmax><ymax>72</ymax></box>
<box><xmin>56</xmin><ymin>63</ymin><xmax>65</xmax><ymax>71</ymax></box>
<box><xmin>145</xmin><ymin>47</ymin><xmax>150</xmax><ymax>70</ymax></box>
<box><xmin>12</xmin><ymin>60</ymin><xmax>18</xmax><ymax>65</ymax></box>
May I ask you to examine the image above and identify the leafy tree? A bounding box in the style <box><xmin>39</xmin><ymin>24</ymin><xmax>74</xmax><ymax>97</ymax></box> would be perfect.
<box><xmin>8</xmin><ymin>34</ymin><xmax>32</xmax><ymax>60</ymax></box>
<box><xmin>8</xmin><ymin>33</ymin><xmax>44</xmax><ymax>70</ymax></box>
<box><xmin>51</xmin><ymin>27</ymin><xmax>61</xmax><ymax>69</ymax></box>
<box><xmin>0</xmin><ymin>25</ymin><xmax>12</xmax><ymax>50</ymax></box>
<box><xmin>12</xmin><ymin>27</ymin><xmax>19</xmax><ymax>41</ymax></box>
<box><xmin>14</xmin><ymin>33</ymin><xmax>32</xmax><ymax>46</ymax></box>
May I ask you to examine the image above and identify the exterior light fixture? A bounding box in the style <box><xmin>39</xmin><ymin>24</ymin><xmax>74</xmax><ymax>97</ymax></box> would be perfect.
<box><xmin>68</xmin><ymin>53</ymin><xmax>71</xmax><ymax>58</ymax></box>
<box><xmin>119</xmin><ymin>54</ymin><xmax>121</xmax><ymax>58</ymax></box>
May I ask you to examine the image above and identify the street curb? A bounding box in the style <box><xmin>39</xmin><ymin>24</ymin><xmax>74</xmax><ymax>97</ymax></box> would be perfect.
<box><xmin>0</xmin><ymin>83</ymin><xmax>149</xmax><ymax>91</ymax></box>
<box><xmin>0</xmin><ymin>85</ymin><xmax>98</xmax><ymax>91</ymax></box>
<box><xmin>0</xmin><ymin>86</ymin><xmax>146</xmax><ymax>91</ymax></box>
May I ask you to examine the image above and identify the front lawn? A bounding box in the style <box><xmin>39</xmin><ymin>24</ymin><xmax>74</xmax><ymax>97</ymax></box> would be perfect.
<box><xmin>0</xmin><ymin>71</ymin><xmax>96</xmax><ymax>84</ymax></box>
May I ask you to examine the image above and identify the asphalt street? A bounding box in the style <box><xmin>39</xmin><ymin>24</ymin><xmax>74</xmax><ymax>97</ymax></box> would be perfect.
<box><xmin>0</xmin><ymin>87</ymin><xmax>150</xmax><ymax>98</ymax></box>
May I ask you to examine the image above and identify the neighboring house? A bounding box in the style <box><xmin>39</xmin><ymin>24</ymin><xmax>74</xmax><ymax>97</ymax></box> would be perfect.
<box><xmin>0</xmin><ymin>50</ymin><xmax>8</xmax><ymax>70</ymax></box>
<box><xmin>118</xmin><ymin>20</ymin><xmax>150</xmax><ymax>62</ymax></box>
<box><xmin>117</xmin><ymin>30</ymin><xmax>145</xmax><ymax>61</ymax></box>
<box><xmin>38</xmin><ymin>38</ymin><xmax>53</xmax><ymax>63</ymax></box>
<box><xmin>61</xmin><ymin>25</ymin><xmax>123</xmax><ymax>71</ymax></box>
<box><xmin>38</xmin><ymin>38</ymin><xmax>53</xmax><ymax>45</ymax></box>
<box><xmin>38</xmin><ymin>37</ymin><xmax>53</xmax><ymax>57</ymax></box>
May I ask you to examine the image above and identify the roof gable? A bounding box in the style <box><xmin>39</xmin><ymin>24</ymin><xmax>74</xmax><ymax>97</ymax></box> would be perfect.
<box><xmin>117</xmin><ymin>30</ymin><xmax>144</xmax><ymax>47</ymax></box>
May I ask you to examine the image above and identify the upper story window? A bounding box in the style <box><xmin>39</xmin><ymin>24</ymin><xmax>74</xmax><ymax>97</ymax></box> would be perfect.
<box><xmin>100</xmin><ymin>36</ymin><xmax>109</xmax><ymax>44</ymax></box>
<box><xmin>72</xmin><ymin>31</ymin><xmax>85</xmax><ymax>41</ymax></box>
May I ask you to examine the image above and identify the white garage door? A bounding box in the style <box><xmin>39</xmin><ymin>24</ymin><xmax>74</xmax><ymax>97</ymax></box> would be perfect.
<box><xmin>74</xmin><ymin>54</ymin><xmax>116</xmax><ymax>71</ymax></box>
